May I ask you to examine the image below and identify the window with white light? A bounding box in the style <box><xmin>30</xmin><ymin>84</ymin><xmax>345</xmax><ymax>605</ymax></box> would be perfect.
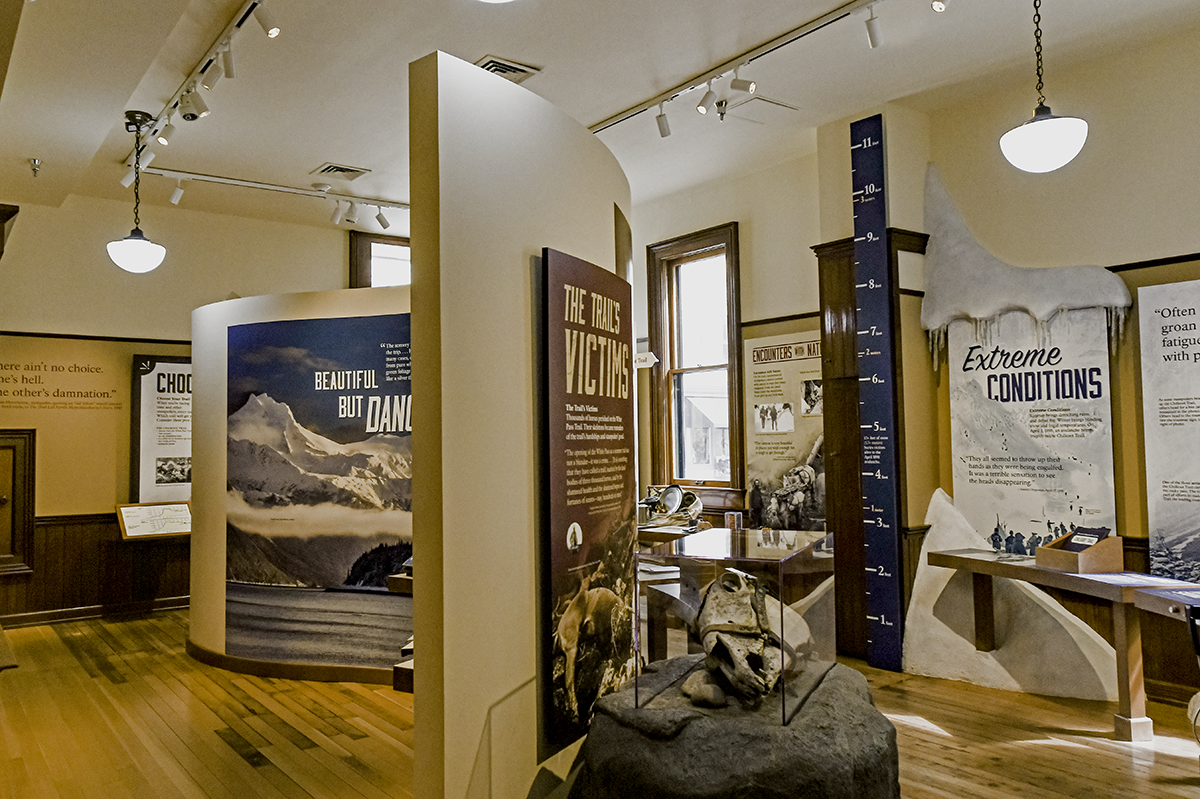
<box><xmin>350</xmin><ymin>231</ymin><xmax>411</xmax><ymax>288</ymax></box>
<box><xmin>647</xmin><ymin>223</ymin><xmax>744</xmax><ymax>489</ymax></box>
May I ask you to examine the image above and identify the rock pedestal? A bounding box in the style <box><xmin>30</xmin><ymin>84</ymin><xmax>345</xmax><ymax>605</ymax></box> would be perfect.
<box><xmin>569</xmin><ymin>655</ymin><xmax>899</xmax><ymax>799</ymax></box>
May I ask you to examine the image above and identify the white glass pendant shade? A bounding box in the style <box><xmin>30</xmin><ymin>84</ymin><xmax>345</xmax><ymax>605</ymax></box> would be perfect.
<box><xmin>107</xmin><ymin>228</ymin><xmax>166</xmax><ymax>273</ymax></box>
<box><xmin>1000</xmin><ymin>104</ymin><xmax>1088</xmax><ymax>173</ymax></box>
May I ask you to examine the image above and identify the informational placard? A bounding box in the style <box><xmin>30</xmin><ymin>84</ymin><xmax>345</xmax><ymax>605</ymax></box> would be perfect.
<box><xmin>949</xmin><ymin>307</ymin><xmax>1116</xmax><ymax>555</ymax></box>
<box><xmin>1140</xmin><ymin>280</ymin><xmax>1200</xmax><ymax>580</ymax></box>
<box><xmin>541</xmin><ymin>248</ymin><xmax>636</xmax><ymax>746</ymax></box>
<box><xmin>742</xmin><ymin>330</ymin><xmax>825</xmax><ymax>531</ymax></box>
<box><xmin>131</xmin><ymin>355</ymin><xmax>192</xmax><ymax>502</ymax></box>
<box><xmin>116</xmin><ymin>502</ymin><xmax>191</xmax><ymax>539</ymax></box>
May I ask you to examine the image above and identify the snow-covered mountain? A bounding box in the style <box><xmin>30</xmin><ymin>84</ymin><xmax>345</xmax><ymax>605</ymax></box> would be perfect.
<box><xmin>227</xmin><ymin>393</ymin><xmax>411</xmax><ymax>510</ymax></box>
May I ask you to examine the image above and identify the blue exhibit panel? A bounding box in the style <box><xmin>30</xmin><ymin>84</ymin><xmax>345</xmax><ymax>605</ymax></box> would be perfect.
<box><xmin>850</xmin><ymin>114</ymin><xmax>904</xmax><ymax>671</ymax></box>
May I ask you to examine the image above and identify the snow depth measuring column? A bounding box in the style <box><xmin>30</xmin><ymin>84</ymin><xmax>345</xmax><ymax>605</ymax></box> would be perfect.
<box><xmin>851</xmin><ymin>114</ymin><xmax>904</xmax><ymax>671</ymax></box>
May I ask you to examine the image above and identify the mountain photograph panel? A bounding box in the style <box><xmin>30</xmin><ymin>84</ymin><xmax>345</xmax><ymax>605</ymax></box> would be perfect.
<box><xmin>224</xmin><ymin>313</ymin><xmax>414</xmax><ymax>668</ymax></box>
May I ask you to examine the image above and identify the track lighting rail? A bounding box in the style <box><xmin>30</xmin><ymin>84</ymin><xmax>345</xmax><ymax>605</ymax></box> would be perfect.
<box><xmin>141</xmin><ymin>166</ymin><xmax>410</xmax><ymax>211</ymax></box>
<box><xmin>122</xmin><ymin>0</ymin><xmax>277</xmax><ymax>164</ymax></box>
<box><xmin>588</xmin><ymin>0</ymin><xmax>877</xmax><ymax>134</ymax></box>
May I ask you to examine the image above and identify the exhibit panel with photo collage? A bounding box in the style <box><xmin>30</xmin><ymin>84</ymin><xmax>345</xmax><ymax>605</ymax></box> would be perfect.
<box><xmin>742</xmin><ymin>330</ymin><xmax>825</xmax><ymax>532</ymax></box>
<box><xmin>1140</xmin><ymin>279</ymin><xmax>1200</xmax><ymax>579</ymax></box>
<box><xmin>224</xmin><ymin>313</ymin><xmax>413</xmax><ymax>668</ymax></box>
<box><xmin>541</xmin><ymin>248</ymin><xmax>636</xmax><ymax>746</ymax></box>
<box><xmin>948</xmin><ymin>308</ymin><xmax>1116</xmax><ymax>554</ymax></box>
<box><xmin>131</xmin><ymin>354</ymin><xmax>192</xmax><ymax>503</ymax></box>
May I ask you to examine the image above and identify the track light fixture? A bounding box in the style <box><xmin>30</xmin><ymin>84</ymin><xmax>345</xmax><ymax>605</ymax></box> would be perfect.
<box><xmin>999</xmin><ymin>0</ymin><xmax>1088</xmax><ymax>173</ymax></box>
<box><xmin>156</xmin><ymin>117</ymin><xmax>175</xmax><ymax>146</ymax></box>
<box><xmin>221</xmin><ymin>40</ymin><xmax>235</xmax><ymax>78</ymax></box>
<box><xmin>345</xmin><ymin>202</ymin><xmax>360</xmax><ymax>224</ymax></box>
<box><xmin>376</xmin><ymin>206</ymin><xmax>391</xmax><ymax>229</ymax></box>
<box><xmin>655</xmin><ymin>102</ymin><xmax>671</xmax><ymax>138</ymax></box>
<box><xmin>865</xmin><ymin>6</ymin><xmax>881</xmax><ymax>48</ymax></box>
<box><xmin>729</xmin><ymin>67</ymin><xmax>755</xmax><ymax>94</ymax></box>
<box><xmin>331</xmin><ymin>201</ymin><xmax>346</xmax><ymax>225</ymax></box>
<box><xmin>108</xmin><ymin>111</ymin><xmax>166</xmax><ymax>273</ymax></box>
<box><xmin>696</xmin><ymin>81</ymin><xmax>717</xmax><ymax>115</ymax></box>
<box><xmin>201</xmin><ymin>60</ymin><xmax>223</xmax><ymax>91</ymax></box>
<box><xmin>254</xmin><ymin>3</ymin><xmax>280</xmax><ymax>38</ymax></box>
<box><xmin>179</xmin><ymin>87</ymin><xmax>209</xmax><ymax>121</ymax></box>
<box><xmin>170</xmin><ymin>180</ymin><xmax>185</xmax><ymax>205</ymax></box>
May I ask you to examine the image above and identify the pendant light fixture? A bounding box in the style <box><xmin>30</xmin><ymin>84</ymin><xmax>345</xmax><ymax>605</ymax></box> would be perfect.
<box><xmin>107</xmin><ymin>111</ymin><xmax>166</xmax><ymax>273</ymax></box>
<box><xmin>999</xmin><ymin>0</ymin><xmax>1088</xmax><ymax>173</ymax></box>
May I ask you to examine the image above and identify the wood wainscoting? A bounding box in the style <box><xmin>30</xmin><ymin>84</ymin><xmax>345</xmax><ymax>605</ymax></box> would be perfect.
<box><xmin>0</xmin><ymin>513</ymin><xmax>189</xmax><ymax>627</ymax></box>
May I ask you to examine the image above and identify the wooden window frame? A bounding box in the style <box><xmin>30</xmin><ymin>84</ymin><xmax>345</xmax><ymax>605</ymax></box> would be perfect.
<box><xmin>349</xmin><ymin>230</ymin><xmax>411</xmax><ymax>288</ymax></box>
<box><xmin>646</xmin><ymin>222</ymin><xmax>744</xmax><ymax>498</ymax></box>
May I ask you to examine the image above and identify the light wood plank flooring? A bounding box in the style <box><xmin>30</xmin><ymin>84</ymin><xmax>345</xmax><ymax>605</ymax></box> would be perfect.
<box><xmin>848</xmin><ymin>660</ymin><xmax>1200</xmax><ymax>799</ymax></box>
<box><xmin>3</xmin><ymin>611</ymin><xmax>1200</xmax><ymax>798</ymax></box>
<box><xmin>0</xmin><ymin>611</ymin><xmax>413</xmax><ymax>799</ymax></box>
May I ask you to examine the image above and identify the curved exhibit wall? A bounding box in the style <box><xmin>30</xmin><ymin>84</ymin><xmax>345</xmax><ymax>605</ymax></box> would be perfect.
<box><xmin>190</xmin><ymin>286</ymin><xmax>411</xmax><ymax>672</ymax></box>
<box><xmin>409</xmin><ymin>52</ymin><xmax>632</xmax><ymax>799</ymax></box>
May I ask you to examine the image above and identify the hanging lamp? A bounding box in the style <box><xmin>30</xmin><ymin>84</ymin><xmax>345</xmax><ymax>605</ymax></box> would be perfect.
<box><xmin>999</xmin><ymin>0</ymin><xmax>1088</xmax><ymax>173</ymax></box>
<box><xmin>108</xmin><ymin>110</ymin><xmax>166</xmax><ymax>273</ymax></box>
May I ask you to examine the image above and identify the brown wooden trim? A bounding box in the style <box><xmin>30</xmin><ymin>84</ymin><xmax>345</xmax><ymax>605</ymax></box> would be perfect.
<box><xmin>35</xmin><ymin>513</ymin><xmax>118</xmax><ymax>526</ymax></box>
<box><xmin>0</xmin><ymin>430</ymin><xmax>35</xmax><ymax>577</ymax></box>
<box><xmin>741</xmin><ymin>310</ymin><xmax>821</xmax><ymax>328</ymax></box>
<box><xmin>186</xmin><ymin>637</ymin><xmax>394</xmax><ymax>685</ymax></box>
<box><xmin>0</xmin><ymin>204</ymin><xmax>16</xmax><ymax>261</ymax></box>
<box><xmin>1122</xmin><ymin>536</ymin><xmax>1150</xmax><ymax>573</ymax></box>
<box><xmin>0</xmin><ymin>330</ymin><xmax>190</xmax><ymax>346</ymax></box>
<box><xmin>0</xmin><ymin>594</ymin><xmax>189</xmax><ymax>628</ymax></box>
<box><xmin>889</xmin><ymin>228</ymin><xmax>929</xmax><ymax>256</ymax></box>
<box><xmin>898</xmin><ymin>288</ymin><xmax>926</xmax><ymax>298</ymax></box>
<box><xmin>1106</xmin><ymin>251</ymin><xmax>1200</xmax><ymax>273</ymax></box>
<box><xmin>350</xmin><ymin>230</ymin><xmax>411</xmax><ymax>288</ymax></box>
<box><xmin>646</xmin><ymin>222</ymin><xmax>744</xmax><ymax>489</ymax></box>
<box><xmin>1145</xmin><ymin>677</ymin><xmax>1198</xmax><ymax>708</ymax></box>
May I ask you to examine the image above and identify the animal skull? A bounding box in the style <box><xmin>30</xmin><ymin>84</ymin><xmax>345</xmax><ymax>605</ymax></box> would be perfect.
<box><xmin>694</xmin><ymin>570</ymin><xmax>783</xmax><ymax>699</ymax></box>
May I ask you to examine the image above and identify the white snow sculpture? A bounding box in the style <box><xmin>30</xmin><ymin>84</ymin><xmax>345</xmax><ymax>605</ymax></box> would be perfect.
<box><xmin>903</xmin><ymin>489</ymin><xmax>1117</xmax><ymax>701</ymax></box>
<box><xmin>921</xmin><ymin>166</ymin><xmax>1131</xmax><ymax>360</ymax></box>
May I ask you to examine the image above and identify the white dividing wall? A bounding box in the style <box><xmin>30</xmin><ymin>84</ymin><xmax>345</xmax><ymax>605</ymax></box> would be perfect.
<box><xmin>408</xmin><ymin>52</ymin><xmax>631</xmax><ymax>799</ymax></box>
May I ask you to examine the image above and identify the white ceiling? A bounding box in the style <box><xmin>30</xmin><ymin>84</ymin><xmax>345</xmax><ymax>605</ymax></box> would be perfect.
<box><xmin>1</xmin><ymin>0</ymin><xmax>1198</xmax><ymax>238</ymax></box>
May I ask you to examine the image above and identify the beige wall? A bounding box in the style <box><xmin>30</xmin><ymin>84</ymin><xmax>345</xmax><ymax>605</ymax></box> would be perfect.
<box><xmin>0</xmin><ymin>194</ymin><xmax>346</xmax><ymax>341</ymax></box>
<box><xmin>924</xmin><ymin>22</ymin><xmax>1200</xmax><ymax>269</ymax></box>
<box><xmin>632</xmin><ymin>152</ymin><xmax>823</xmax><ymax>334</ymax></box>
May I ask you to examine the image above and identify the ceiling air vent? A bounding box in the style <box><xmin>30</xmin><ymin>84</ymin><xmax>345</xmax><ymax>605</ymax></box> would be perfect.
<box><xmin>309</xmin><ymin>163</ymin><xmax>371</xmax><ymax>181</ymax></box>
<box><xmin>474</xmin><ymin>55</ymin><xmax>541</xmax><ymax>84</ymax></box>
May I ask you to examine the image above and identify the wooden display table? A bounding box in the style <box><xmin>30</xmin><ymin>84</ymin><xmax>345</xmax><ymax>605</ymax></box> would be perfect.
<box><xmin>927</xmin><ymin>548</ymin><xmax>1187</xmax><ymax>742</ymax></box>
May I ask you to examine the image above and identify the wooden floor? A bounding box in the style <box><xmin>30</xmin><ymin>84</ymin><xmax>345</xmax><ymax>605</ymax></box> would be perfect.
<box><xmin>0</xmin><ymin>611</ymin><xmax>414</xmax><ymax>799</ymax></box>
<box><xmin>847</xmin><ymin>660</ymin><xmax>1200</xmax><ymax>799</ymax></box>
<box><xmin>2</xmin><ymin>611</ymin><xmax>1199</xmax><ymax>798</ymax></box>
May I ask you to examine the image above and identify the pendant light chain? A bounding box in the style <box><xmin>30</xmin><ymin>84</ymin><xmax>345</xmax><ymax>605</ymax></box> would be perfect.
<box><xmin>133</xmin><ymin>126</ymin><xmax>143</xmax><ymax>229</ymax></box>
<box><xmin>1033</xmin><ymin>0</ymin><xmax>1044</xmax><ymax>107</ymax></box>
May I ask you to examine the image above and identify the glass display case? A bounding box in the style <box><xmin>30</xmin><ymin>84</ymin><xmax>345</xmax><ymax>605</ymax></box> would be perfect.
<box><xmin>635</xmin><ymin>526</ymin><xmax>835</xmax><ymax>724</ymax></box>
